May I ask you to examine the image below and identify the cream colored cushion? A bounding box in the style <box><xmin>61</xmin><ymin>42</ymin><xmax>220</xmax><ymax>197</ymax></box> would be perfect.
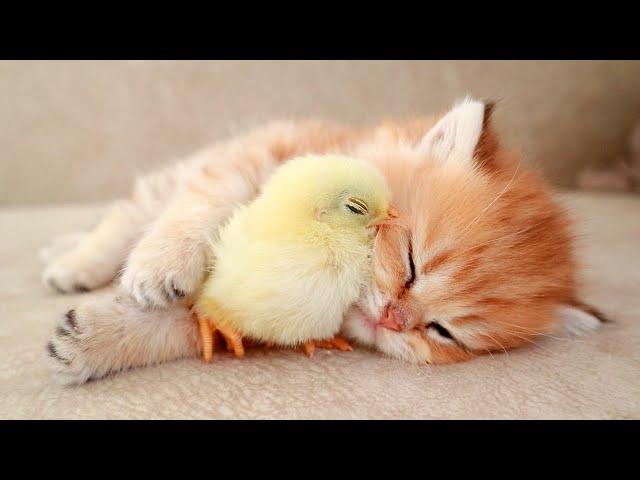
<box><xmin>2</xmin><ymin>61</ymin><xmax>640</xmax><ymax>206</ymax></box>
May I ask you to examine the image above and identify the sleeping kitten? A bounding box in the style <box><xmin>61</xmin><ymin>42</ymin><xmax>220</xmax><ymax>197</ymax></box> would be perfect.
<box><xmin>43</xmin><ymin>98</ymin><xmax>606</xmax><ymax>385</ymax></box>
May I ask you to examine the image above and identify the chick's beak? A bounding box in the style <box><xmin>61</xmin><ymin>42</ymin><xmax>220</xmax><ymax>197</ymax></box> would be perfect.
<box><xmin>369</xmin><ymin>205</ymin><xmax>399</xmax><ymax>228</ymax></box>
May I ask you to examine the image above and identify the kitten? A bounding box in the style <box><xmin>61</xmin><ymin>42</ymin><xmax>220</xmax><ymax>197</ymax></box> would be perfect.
<box><xmin>43</xmin><ymin>98</ymin><xmax>606</xmax><ymax>385</ymax></box>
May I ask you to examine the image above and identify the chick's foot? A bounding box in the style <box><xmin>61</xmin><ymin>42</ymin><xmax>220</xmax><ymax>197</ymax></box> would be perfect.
<box><xmin>195</xmin><ymin>313</ymin><xmax>245</xmax><ymax>362</ymax></box>
<box><xmin>303</xmin><ymin>336</ymin><xmax>353</xmax><ymax>358</ymax></box>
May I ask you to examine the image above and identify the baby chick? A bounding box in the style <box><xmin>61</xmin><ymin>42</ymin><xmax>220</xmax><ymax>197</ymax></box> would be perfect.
<box><xmin>194</xmin><ymin>154</ymin><xmax>395</xmax><ymax>361</ymax></box>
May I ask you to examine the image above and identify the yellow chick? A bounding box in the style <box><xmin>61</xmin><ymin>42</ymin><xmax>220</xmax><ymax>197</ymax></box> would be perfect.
<box><xmin>194</xmin><ymin>154</ymin><xmax>395</xmax><ymax>361</ymax></box>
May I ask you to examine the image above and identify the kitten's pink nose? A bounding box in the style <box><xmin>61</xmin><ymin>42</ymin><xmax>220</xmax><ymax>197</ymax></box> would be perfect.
<box><xmin>378</xmin><ymin>304</ymin><xmax>407</xmax><ymax>331</ymax></box>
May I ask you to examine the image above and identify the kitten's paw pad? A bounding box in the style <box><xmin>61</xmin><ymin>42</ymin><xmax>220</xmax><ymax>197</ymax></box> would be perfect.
<box><xmin>44</xmin><ymin>309</ymin><xmax>94</xmax><ymax>385</ymax></box>
<box><xmin>121</xmin><ymin>243</ymin><xmax>204</xmax><ymax>308</ymax></box>
<box><xmin>39</xmin><ymin>232</ymin><xmax>86</xmax><ymax>265</ymax></box>
<box><xmin>42</xmin><ymin>252</ymin><xmax>111</xmax><ymax>294</ymax></box>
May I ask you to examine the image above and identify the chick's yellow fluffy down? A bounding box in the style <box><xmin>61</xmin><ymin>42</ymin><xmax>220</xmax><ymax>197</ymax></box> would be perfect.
<box><xmin>195</xmin><ymin>154</ymin><xmax>392</xmax><ymax>346</ymax></box>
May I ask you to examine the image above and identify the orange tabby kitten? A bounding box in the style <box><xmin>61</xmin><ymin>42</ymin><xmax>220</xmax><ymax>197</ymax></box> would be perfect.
<box><xmin>43</xmin><ymin>98</ymin><xmax>605</xmax><ymax>384</ymax></box>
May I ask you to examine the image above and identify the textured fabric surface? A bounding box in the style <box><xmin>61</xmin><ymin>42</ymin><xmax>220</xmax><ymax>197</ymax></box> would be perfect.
<box><xmin>3</xmin><ymin>60</ymin><xmax>640</xmax><ymax>205</ymax></box>
<box><xmin>0</xmin><ymin>192</ymin><xmax>639</xmax><ymax>419</ymax></box>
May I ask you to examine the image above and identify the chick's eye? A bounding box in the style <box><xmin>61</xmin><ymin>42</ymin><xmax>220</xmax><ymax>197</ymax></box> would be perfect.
<box><xmin>345</xmin><ymin>198</ymin><xmax>368</xmax><ymax>216</ymax></box>
<box><xmin>427</xmin><ymin>322</ymin><xmax>453</xmax><ymax>340</ymax></box>
<box><xmin>346</xmin><ymin>204</ymin><xmax>365</xmax><ymax>215</ymax></box>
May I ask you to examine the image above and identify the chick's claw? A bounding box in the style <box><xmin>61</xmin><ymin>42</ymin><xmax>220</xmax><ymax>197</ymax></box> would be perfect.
<box><xmin>196</xmin><ymin>313</ymin><xmax>216</xmax><ymax>363</ymax></box>
<box><xmin>218</xmin><ymin>325</ymin><xmax>245</xmax><ymax>358</ymax></box>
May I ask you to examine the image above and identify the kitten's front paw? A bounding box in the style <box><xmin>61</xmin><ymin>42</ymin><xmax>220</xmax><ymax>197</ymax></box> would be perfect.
<box><xmin>42</xmin><ymin>249</ymin><xmax>116</xmax><ymax>294</ymax></box>
<box><xmin>121</xmin><ymin>236</ymin><xmax>205</xmax><ymax>308</ymax></box>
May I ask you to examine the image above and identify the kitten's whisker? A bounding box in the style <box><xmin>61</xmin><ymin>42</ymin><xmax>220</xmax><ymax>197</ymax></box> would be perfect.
<box><xmin>497</xmin><ymin>329</ymin><xmax>559</xmax><ymax>356</ymax></box>
<box><xmin>479</xmin><ymin>331</ymin><xmax>509</xmax><ymax>356</ymax></box>
<box><xmin>498</xmin><ymin>328</ymin><xmax>586</xmax><ymax>357</ymax></box>
<box><xmin>478</xmin><ymin>332</ymin><xmax>544</xmax><ymax>371</ymax></box>
<box><xmin>493</xmin><ymin>320</ymin><xmax>593</xmax><ymax>346</ymax></box>
<box><xmin>455</xmin><ymin>161</ymin><xmax>521</xmax><ymax>244</ymax></box>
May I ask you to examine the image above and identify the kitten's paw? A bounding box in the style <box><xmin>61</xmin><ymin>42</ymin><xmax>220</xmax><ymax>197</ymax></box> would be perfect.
<box><xmin>42</xmin><ymin>250</ymin><xmax>115</xmax><ymax>294</ymax></box>
<box><xmin>45</xmin><ymin>293</ymin><xmax>200</xmax><ymax>386</ymax></box>
<box><xmin>556</xmin><ymin>303</ymin><xmax>606</xmax><ymax>337</ymax></box>
<box><xmin>44</xmin><ymin>308</ymin><xmax>97</xmax><ymax>385</ymax></box>
<box><xmin>121</xmin><ymin>237</ymin><xmax>205</xmax><ymax>308</ymax></box>
<box><xmin>39</xmin><ymin>232</ymin><xmax>86</xmax><ymax>264</ymax></box>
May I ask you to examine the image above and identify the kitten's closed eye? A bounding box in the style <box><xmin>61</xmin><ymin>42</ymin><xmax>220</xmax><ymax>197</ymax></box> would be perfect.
<box><xmin>426</xmin><ymin>321</ymin><xmax>454</xmax><ymax>340</ymax></box>
<box><xmin>405</xmin><ymin>243</ymin><xmax>416</xmax><ymax>289</ymax></box>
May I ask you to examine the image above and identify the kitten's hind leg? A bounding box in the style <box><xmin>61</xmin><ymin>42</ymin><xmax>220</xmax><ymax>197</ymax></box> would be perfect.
<box><xmin>39</xmin><ymin>232</ymin><xmax>87</xmax><ymax>264</ymax></box>
<box><xmin>42</xmin><ymin>165</ymin><xmax>178</xmax><ymax>294</ymax></box>
<box><xmin>45</xmin><ymin>289</ymin><xmax>201</xmax><ymax>385</ymax></box>
<box><xmin>42</xmin><ymin>199</ymin><xmax>149</xmax><ymax>293</ymax></box>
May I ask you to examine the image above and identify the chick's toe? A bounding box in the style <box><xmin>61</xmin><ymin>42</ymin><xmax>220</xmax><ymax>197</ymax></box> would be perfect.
<box><xmin>303</xmin><ymin>336</ymin><xmax>353</xmax><ymax>357</ymax></box>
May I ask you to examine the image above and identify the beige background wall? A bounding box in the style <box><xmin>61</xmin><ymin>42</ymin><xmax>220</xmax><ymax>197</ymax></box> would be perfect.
<box><xmin>2</xmin><ymin>60</ymin><xmax>640</xmax><ymax>206</ymax></box>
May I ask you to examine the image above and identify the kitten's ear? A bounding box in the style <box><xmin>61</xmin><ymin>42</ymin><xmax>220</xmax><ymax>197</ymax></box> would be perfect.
<box><xmin>419</xmin><ymin>97</ymin><xmax>497</xmax><ymax>166</ymax></box>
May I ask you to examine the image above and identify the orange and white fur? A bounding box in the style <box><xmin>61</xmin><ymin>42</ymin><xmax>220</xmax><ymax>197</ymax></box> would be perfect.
<box><xmin>43</xmin><ymin>97</ymin><xmax>605</xmax><ymax>385</ymax></box>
